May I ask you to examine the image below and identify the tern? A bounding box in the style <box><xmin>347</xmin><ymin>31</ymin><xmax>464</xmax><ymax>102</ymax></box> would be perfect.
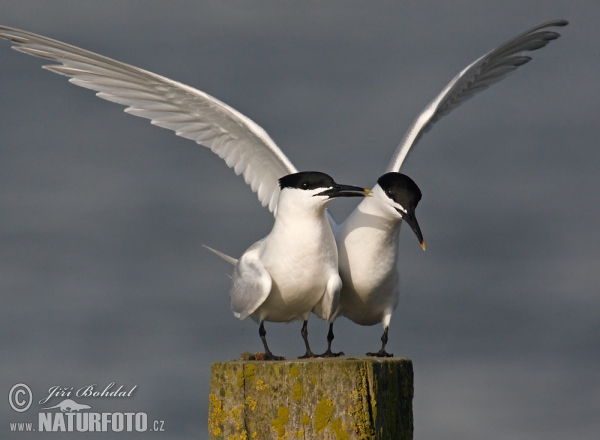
<box><xmin>0</xmin><ymin>20</ymin><xmax>567</xmax><ymax>357</ymax></box>
<box><xmin>228</xmin><ymin>172</ymin><xmax>368</xmax><ymax>360</ymax></box>
<box><xmin>325</xmin><ymin>19</ymin><xmax>568</xmax><ymax>357</ymax></box>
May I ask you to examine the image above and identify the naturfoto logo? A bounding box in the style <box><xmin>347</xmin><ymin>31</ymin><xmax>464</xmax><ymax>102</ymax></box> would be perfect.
<box><xmin>8</xmin><ymin>382</ymin><xmax>165</xmax><ymax>434</ymax></box>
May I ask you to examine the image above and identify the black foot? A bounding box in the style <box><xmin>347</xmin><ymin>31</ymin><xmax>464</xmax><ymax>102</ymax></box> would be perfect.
<box><xmin>316</xmin><ymin>349</ymin><xmax>345</xmax><ymax>358</ymax></box>
<box><xmin>367</xmin><ymin>326</ymin><xmax>393</xmax><ymax>357</ymax></box>
<box><xmin>297</xmin><ymin>320</ymin><xmax>318</xmax><ymax>359</ymax></box>
<box><xmin>297</xmin><ymin>350</ymin><xmax>318</xmax><ymax>359</ymax></box>
<box><xmin>257</xmin><ymin>321</ymin><xmax>284</xmax><ymax>361</ymax></box>
<box><xmin>366</xmin><ymin>349</ymin><xmax>393</xmax><ymax>358</ymax></box>
<box><xmin>316</xmin><ymin>323</ymin><xmax>343</xmax><ymax>357</ymax></box>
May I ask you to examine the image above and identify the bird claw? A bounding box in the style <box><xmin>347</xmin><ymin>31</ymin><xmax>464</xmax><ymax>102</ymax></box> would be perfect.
<box><xmin>297</xmin><ymin>350</ymin><xmax>318</xmax><ymax>359</ymax></box>
<box><xmin>316</xmin><ymin>349</ymin><xmax>344</xmax><ymax>358</ymax></box>
<box><xmin>366</xmin><ymin>350</ymin><xmax>393</xmax><ymax>358</ymax></box>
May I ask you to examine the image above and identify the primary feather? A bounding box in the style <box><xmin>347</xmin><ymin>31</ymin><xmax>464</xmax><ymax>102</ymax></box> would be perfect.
<box><xmin>386</xmin><ymin>19</ymin><xmax>568</xmax><ymax>172</ymax></box>
<box><xmin>0</xmin><ymin>26</ymin><xmax>297</xmax><ymax>213</ymax></box>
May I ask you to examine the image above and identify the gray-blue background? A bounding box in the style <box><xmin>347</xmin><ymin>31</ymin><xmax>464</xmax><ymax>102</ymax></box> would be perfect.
<box><xmin>1</xmin><ymin>1</ymin><xmax>598</xmax><ymax>438</ymax></box>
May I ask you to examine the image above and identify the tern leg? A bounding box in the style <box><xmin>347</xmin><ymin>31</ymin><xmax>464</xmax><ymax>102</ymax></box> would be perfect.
<box><xmin>297</xmin><ymin>320</ymin><xmax>317</xmax><ymax>359</ymax></box>
<box><xmin>366</xmin><ymin>326</ymin><xmax>393</xmax><ymax>357</ymax></box>
<box><xmin>258</xmin><ymin>321</ymin><xmax>284</xmax><ymax>361</ymax></box>
<box><xmin>316</xmin><ymin>323</ymin><xmax>344</xmax><ymax>357</ymax></box>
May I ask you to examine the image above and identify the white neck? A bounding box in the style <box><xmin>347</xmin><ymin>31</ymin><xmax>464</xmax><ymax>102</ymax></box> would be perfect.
<box><xmin>340</xmin><ymin>185</ymin><xmax>403</xmax><ymax>234</ymax></box>
<box><xmin>335</xmin><ymin>185</ymin><xmax>403</xmax><ymax>290</ymax></box>
<box><xmin>263</xmin><ymin>189</ymin><xmax>335</xmax><ymax>263</ymax></box>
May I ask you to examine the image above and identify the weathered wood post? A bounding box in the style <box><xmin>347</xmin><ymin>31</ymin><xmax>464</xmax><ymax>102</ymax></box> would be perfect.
<box><xmin>209</xmin><ymin>356</ymin><xmax>413</xmax><ymax>439</ymax></box>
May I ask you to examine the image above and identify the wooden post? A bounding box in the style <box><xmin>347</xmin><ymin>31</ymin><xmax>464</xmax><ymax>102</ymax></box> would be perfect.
<box><xmin>209</xmin><ymin>356</ymin><xmax>413</xmax><ymax>439</ymax></box>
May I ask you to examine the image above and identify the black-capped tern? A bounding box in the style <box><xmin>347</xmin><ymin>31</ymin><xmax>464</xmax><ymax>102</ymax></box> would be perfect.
<box><xmin>0</xmin><ymin>20</ymin><xmax>567</xmax><ymax>357</ymax></box>
<box><xmin>329</xmin><ymin>19</ymin><xmax>568</xmax><ymax>357</ymax></box>
<box><xmin>229</xmin><ymin>172</ymin><xmax>369</xmax><ymax>360</ymax></box>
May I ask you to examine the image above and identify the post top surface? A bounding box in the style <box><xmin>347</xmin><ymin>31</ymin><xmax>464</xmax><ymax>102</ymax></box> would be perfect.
<box><xmin>212</xmin><ymin>355</ymin><xmax>412</xmax><ymax>366</ymax></box>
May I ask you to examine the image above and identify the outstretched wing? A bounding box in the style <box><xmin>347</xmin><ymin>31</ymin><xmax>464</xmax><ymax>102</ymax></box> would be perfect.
<box><xmin>0</xmin><ymin>26</ymin><xmax>297</xmax><ymax>213</ymax></box>
<box><xmin>386</xmin><ymin>19</ymin><xmax>568</xmax><ymax>173</ymax></box>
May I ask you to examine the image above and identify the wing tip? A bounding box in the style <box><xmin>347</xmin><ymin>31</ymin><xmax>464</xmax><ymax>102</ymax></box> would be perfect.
<box><xmin>0</xmin><ymin>32</ymin><xmax>28</xmax><ymax>44</ymax></box>
<box><xmin>553</xmin><ymin>19</ymin><xmax>569</xmax><ymax>27</ymax></box>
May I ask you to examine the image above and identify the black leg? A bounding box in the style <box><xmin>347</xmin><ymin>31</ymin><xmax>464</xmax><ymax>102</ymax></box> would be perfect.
<box><xmin>366</xmin><ymin>326</ymin><xmax>393</xmax><ymax>357</ymax></box>
<box><xmin>297</xmin><ymin>320</ymin><xmax>317</xmax><ymax>359</ymax></box>
<box><xmin>316</xmin><ymin>323</ymin><xmax>344</xmax><ymax>357</ymax></box>
<box><xmin>259</xmin><ymin>321</ymin><xmax>284</xmax><ymax>361</ymax></box>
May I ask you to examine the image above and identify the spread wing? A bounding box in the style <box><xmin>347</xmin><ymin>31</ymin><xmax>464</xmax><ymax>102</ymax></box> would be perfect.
<box><xmin>386</xmin><ymin>19</ymin><xmax>568</xmax><ymax>173</ymax></box>
<box><xmin>230</xmin><ymin>240</ymin><xmax>271</xmax><ymax>321</ymax></box>
<box><xmin>0</xmin><ymin>26</ymin><xmax>297</xmax><ymax>213</ymax></box>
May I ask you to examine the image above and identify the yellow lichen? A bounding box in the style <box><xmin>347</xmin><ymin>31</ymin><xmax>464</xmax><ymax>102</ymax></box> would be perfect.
<box><xmin>347</xmin><ymin>366</ymin><xmax>375</xmax><ymax>439</ymax></box>
<box><xmin>244</xmin><ymin>364</ymin><xmax>256</xmax><ymax>383</ymax></box>
<box><xmin>302</xmin><ymin>413</ymin><xmax>311</xmax><ymax>426</ymax></box>
<box><xmin>314</xmin><ymin>397</ymin><xmax>335</xmax><ymax>432</ymax></box>
<box><xmin>330</xmin><ymin>418</ymin><xmax>350</xmax><ymax>440</ymax></box>
<box><xmin>291</xmin><ymin>379</ymin><xmax>303</xmax><ymax>401</ymax></box>
<box><xmin>245</xmin><ymin>395</ymin><xmax>258</xmax><ymax>411</ymax></box>
<box><xmin>211</xmin><ymin>359</ymin><xmax>410</xmax><ymax>439</ymax></box>
<box><xmin>208</xmin><ymin>393</ymin><xmax>227</xmax><ymax>436</ymax></box>
<box><xmin>290</xmin><ymin>364</ymin><xmax>300</xmax><ymax>378</ymax></box>
<box><xmin>271</xmin><ymin>406</ymin><xmax>290</xmax><ymax>438</ymax></box>
<box><xmin>229</xmin><ymin>405</ymin><xmax>244</xmax><ymax>431</ymax></box>
<box><xmin>255</xmin><ymin>379</ymin><xmax>269</xmax><ymax>392</ymax></box>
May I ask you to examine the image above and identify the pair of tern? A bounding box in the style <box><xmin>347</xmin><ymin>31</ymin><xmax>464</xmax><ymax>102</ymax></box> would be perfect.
<box><xmin>0</xmin><ymin>20</ymin><xmax>567</xmax><ymax>359</ymax></box>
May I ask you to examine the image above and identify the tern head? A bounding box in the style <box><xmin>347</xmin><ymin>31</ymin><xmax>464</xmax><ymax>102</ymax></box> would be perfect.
<box><xmin>278</xmin><ymin>171</ymin><xmax>370</xmax><ymax>210</ymax></box>
<box><xmin>376</xmin><ymin>172</ymin><xmax>425</xmax><ymax>250</ymax></box>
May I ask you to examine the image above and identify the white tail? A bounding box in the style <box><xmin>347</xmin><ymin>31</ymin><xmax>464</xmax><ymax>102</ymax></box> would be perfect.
<box><xmin>203</xmin><ymin>245</ymin><xmax>238</xmax><ymax>266</ymax></box>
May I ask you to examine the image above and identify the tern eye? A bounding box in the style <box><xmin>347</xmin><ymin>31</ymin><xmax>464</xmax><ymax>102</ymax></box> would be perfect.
<box><xmin>301</xmin><ymin>182</ymin><xmax>309</xmax><ymax>190</ymax></box>
<box><xmin>386</xmin><ymin>189</ymin><xmax>393</xmax><ymax>197</ymax></box>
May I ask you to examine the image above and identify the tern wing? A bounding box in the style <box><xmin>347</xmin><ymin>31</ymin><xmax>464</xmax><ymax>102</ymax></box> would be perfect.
<box><xmin>386</xmin><ymin>19</ymin><xmax>568</xmax><ymax>173</ymax></box>
<box><xmin>230</xmin><ymin>240</ymin><xmax>271</xmax><ymax>321</ymax></box>
<box><xmin>0</xmin><ymin>26</ymin><xmax>297</xmax><ymax>214</ymax></box>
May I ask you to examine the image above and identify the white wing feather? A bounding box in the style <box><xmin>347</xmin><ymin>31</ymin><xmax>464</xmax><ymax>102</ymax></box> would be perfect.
<box><xmin>230</xmin><ymin>240</ymin><xmax>271</xmax><ymax>321</ymax></box>
<box><xmin>0</xmin><ymin>26</ymin><xmax>297</xmax><ymax>213</ymax></box>
<box><xmin>386</xmin><ymin>19</ymin><xmax>568</xmax><ymax>173</ymax></box>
